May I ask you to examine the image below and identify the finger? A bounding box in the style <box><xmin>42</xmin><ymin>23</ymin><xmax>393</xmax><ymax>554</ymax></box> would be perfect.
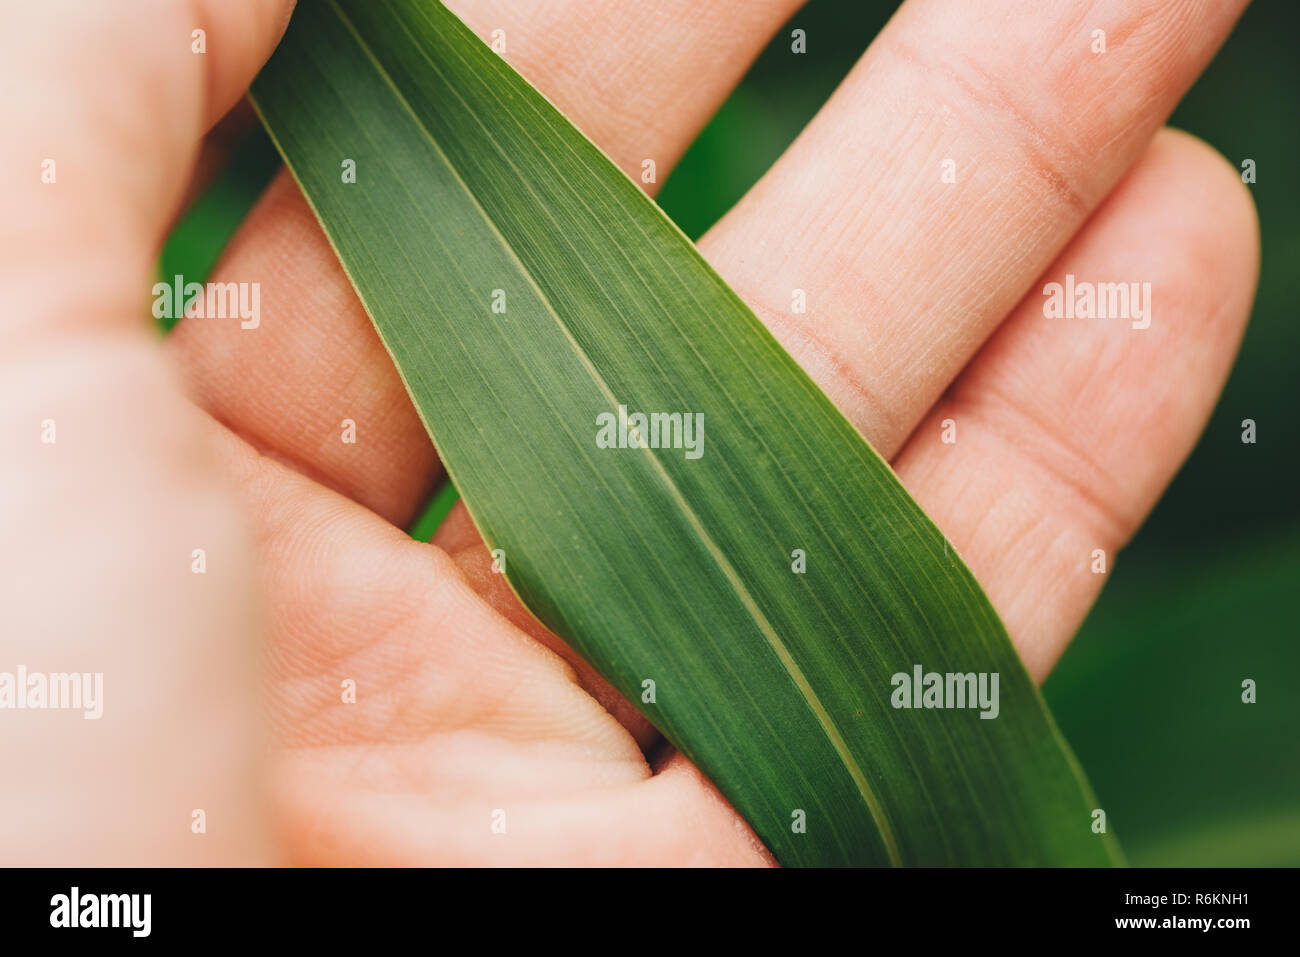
<box><xmin>167</xmin><ymin>0</ymin><xmax>805</xmax><ymax>525</ymax></box>
<box><xmin>281</xmin><ymin>744</ymin><xmax>771</xmax><ymax>865</ymax></box>
<box><xmin>0</xmin><ymin>344</ymin><xmax>275</xmax><ymax>864</ymax></box>
<box><xmin>0</xmin><ymin>0</ymin><xmax>295</xmax><ymax>864</ymax></box>
<box><xmin>2</xmin><ymin>0</ymin><xmax>295</xmax><ymax>343</ymax></box>
<box><xmin>169</xmin><ymin>173</ymin><xmax>440</xmax><ymax>524</ymax></box>
<box><xmin>188</xmin><ymin>422</ymin><xmax>686</xmax><ymax>861</ymax></box>
<box><xmin>892</xmin><ymin>129</ymin><xmax>1259</xmax><ymax>681</ymax></box>
<box><xmin>196</xmin><ymin>417</ymin><xmax>651</xmax><ymax>755</ymax></box>
<box><xmin>193</xmin><ymin>1</ymin><xmax>299</xmax><ymax>133</ymax></box>
<box><xmin>698</xmin><ymin>0</ymin><xmax>1249</xmax><ymax>460</ymax></box>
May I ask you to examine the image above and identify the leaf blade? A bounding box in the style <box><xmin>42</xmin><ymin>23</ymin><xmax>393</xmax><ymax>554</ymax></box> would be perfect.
<box><xmin>251</xmin><ymin>0</ymin><xmax>1122</xmax><ymax>866</ymax></box>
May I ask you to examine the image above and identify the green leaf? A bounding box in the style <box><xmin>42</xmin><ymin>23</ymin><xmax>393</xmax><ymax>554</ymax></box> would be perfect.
<box><xmin>250</xmin><ymin>0</ymin><xmax>1122</xmax><ymax>866</ymax></box>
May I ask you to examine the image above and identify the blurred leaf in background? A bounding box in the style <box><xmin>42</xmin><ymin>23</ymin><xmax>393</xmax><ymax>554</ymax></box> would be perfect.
<box><xmin>163</xmin><ymin>0</ymin><xmax>1299</xmax><ymax>865</ymax></box>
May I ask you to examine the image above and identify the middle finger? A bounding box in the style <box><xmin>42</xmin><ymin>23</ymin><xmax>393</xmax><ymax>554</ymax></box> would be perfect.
<box><xmin>698</xmin><ymin>0</ymin><xmax>1248</xmax><ymax>458</ymax></box>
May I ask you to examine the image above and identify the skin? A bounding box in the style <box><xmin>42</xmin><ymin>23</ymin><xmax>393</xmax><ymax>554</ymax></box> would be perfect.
<box><xmin>0</xmin><ymin>0</ymin><xmax>1257</xmax><ymax>865</ymax></box>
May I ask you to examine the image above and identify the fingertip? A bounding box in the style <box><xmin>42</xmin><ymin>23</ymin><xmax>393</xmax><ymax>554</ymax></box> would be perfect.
<box><xmin>1140</xmin><ymin>127</ymin><xmax>1260</xmax><ymax>334</ymax></box>
<box><xmin>195</xmin><ymin>0</ymin><xmax>299</xmax><ymax>131</ymax></box>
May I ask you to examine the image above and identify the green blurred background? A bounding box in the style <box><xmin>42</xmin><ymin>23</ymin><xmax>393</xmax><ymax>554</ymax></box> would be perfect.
<box><xmin>164</xmin><ymin>0</ymin><xmax>1298</xmax><ymax>865</ymax></box>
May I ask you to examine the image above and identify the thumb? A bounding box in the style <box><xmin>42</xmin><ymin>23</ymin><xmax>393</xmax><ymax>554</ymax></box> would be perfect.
<box><xmin>0</xmin><ymin>0</ymin><xmax>295</xmax><ymax>864</ymax></box>
<box><xmin>1</xmin><ymin>0</ymin><xmax>296</xmax><ymax>343</ymax></box>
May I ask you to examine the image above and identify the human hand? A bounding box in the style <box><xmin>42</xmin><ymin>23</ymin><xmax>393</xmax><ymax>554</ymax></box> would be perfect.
<box><xmin>1</xmin><ymin>0</ymin><xmax>1256</xmax><ymax>865</ymax></box>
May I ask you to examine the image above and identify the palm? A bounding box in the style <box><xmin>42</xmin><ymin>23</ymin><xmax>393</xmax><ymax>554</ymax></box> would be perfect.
<box><xmin>243</xmin><ymin>447</ymin><xmax>761</xmax><ymax>864</ymax></box>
